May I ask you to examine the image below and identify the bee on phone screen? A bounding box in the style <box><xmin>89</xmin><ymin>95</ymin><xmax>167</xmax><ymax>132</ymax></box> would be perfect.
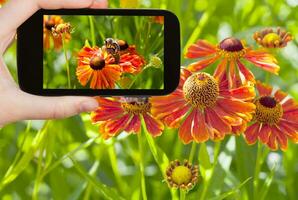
<box><xmin>103</xmin><ymin>38</ymin><xmax>121</xmax><ymax>63</ymax></box>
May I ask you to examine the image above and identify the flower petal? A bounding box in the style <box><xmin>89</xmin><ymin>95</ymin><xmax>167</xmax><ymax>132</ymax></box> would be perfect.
<box><xmin>214</xmin><ymin>59</ymin><xmax>228</xmax><ymax>80</ymax></box>
<box><xmin>185</xmin><ymin>40</ymin><xmax>217</xmax><ymax>58</ymax></box>
<box><xmin>236</xmin><ymin>60</ymin><xmax>255</xmax><ymax>84</ymax></box>
<box><xmin>125</xmin><ymin>115</ymin><xmax>141</xmax><ymax>134</ymax></box>
<box><xmin>187</xmin><ymin>55</ymin><xmax>220</xmax><ymax>72</ymax></box>
<box><xmin>192</xmin><ymin>110</ymin><xmax>209</xmax><ymax>142</ymax></box>
<box><xmin>143</xmin><ymin>114</ymin><xmax>164</xmax><ymax>137</ymax></box>
<box><xmin>178</xmin><ymin>111</ymin><xmax>196</xmax><ymax>144</ymax></box>
<box><xmin>256</xmin><ymin>81</ymin><xmax>273</xmax><ymax>96</ymax></box>
<box><xmin>244</xmin><ymin>123</ymin><xmax>260</xmax><ymax>145</ymax></box>
<box><xmin>258</xmin><ymin>124</ymin><xmax>271</xmax><ymax>144</ymax></box>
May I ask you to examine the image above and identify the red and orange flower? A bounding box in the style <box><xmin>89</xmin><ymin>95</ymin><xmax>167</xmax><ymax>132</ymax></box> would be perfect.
<box><xmin>91</xmin><ymin>97</ymin><xmax>164</xmax><ymax>139</ymax></box>
<box><xmin>151</xmin><ymin>69</ymin><xmax>256</xmax><ymax>144</ymax></box>
<box><xmin>244</xmin><ymin>82</ymin><xmax>298</xmax><ymax>151</ymax></box>
<box><xmin>117</xmin><ymin>40</ymin><xmax>146</xmax><ymax>74</ymax></box>
<box><xmin>76</xmin><ymin>46</ymin><xmax>122</xmax><ymax>89</ymax></box>
<box><xmin>43</xmin><ymin>15</ymin><xmax>71</xmax><ymax>50</ymax></box>
<box><xmin>185</xmin><ymin>37</ymin><xmax>279</xmax><ymax>88</ymax></box>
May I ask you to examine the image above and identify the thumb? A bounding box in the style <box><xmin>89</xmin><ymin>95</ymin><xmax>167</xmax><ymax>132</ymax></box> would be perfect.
<box><xmin>18</xmin><ymin>92</ymin><xmax>99</xmax><ymax>120</ymax></box>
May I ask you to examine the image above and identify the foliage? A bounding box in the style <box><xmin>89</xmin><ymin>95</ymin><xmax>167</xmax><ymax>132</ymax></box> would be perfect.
<box><xmin>1</xmin><ymin>0</ymin><xmax>298</xmax><ymax>199</ymax></box>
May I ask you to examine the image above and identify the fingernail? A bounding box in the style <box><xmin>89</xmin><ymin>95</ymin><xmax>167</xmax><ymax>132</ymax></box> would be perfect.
<box><xmin>80</xmin><ymin>99</ymin><xmax>99</xmax><ymax>112</ymax></box>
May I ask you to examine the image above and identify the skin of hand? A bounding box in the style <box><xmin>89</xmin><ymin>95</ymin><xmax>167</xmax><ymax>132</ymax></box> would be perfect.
<box><xmin>0</xmin><ymin>0</ymin><xmax>108</xmax><ymax>127</ymax></box>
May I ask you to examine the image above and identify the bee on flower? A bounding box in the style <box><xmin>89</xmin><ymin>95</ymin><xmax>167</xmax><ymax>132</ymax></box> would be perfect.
<box><xmin>43</xmin><ymin>15</ymin><xmax>71</xmax><ymax>50</ymax></box>
<box><xmin>51</xmin><ymin>22</ymin><xmax>73</xmax><ymax>38</ymax></box>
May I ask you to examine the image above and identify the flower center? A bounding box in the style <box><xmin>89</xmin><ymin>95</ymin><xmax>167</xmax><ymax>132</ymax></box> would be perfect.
<box><xmin>171</xmin><ymin>166</ymin><xmax>192</xmax><ymax>185</ymax></box>
<box><xmin>217</xmin><ymin>37</ymin><xmax>246</xmax><ymax>60</ymax></box>
<box><xmin>45</xmin><ymin>21</ymin><xmax>55</xmax><ymax>31</ymax></box>
<box><xmin>89</xmin><ymin>56</ymin><xmax>105</xmax><ymax>70</ymax></box>
<box><xmin>117</xmin><ymin>40</ymin><xmax>129</xmax><ymax>51</ymax></box>
<box><xmin>121</xmin><ymin>98</ymin><xmax>151</xmax><ymax>115</ymax></box>
<box><xmin>183</xmin><ymin>72</ymin><xmax>219</xmax><ymax>109</ymax></box>
<box><xmin>254</xmin><ymin>96</ymin><xmax>283</xmax><ymax>125</ymax></box>
<box><xmin>262</xmin><ymin>33</ymin><xmax>281</xmax><ymax>45</ymax></box>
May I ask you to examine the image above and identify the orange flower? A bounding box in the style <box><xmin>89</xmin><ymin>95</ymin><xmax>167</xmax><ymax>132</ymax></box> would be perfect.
<box><xmin>244</xmin><ymin>82</ymin><xmax>298</xmax><ymax>151</ymax></box>
<box><xmin>117</xmin><ymin>40</ymin><xmax>146</xmax><ymax>74</ymax></box>
<box><xmin>185</xmin><ymin>37</ymin><xmax>280</xmax><ymax>88</ymax></box>
<box><xmin>91</xmin><ymin>97</ymin><xmax>164</xmax><ymax>139</ymax></box>
<box><xmin>43</xmin><ymin>15</ymin><xmax>71</xmax><ymax>50</ymax></box>
<box><xmin>152</xmin><ymin>16</ymin><xmax>164</xmax><ymax>24</ymax></box>
<box><xmin>253</xmin><ymin>27</ymin><xmax>292</xmax><ymax>48</ymax></box>
<box><xmin>76</xmin><ymin>46</ymin><xmax>122</xmax><ymax>89</ymax></box>
<box><xmin>151</xmin><ymin>69</ymin><xmax>256</xmax><ymax>144</ymax></box>
<box><xmin>0</xmin><ymin>0</ymin><xmax>6</xmax><ymax>6</ymax></box>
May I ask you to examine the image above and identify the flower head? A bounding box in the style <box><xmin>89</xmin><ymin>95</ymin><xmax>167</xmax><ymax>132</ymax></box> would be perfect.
<box><xmin>151</xmin><ymin>69</ymin><xmax>256</xmax><ymax>144</ymax></box>
<box><xmin>76</xmin><ymin>46</ymin><xmax>122</xmax><ymax>89</ymax></box>
<box><xmin>51</xmin><ymin>22</ymin><xmax>72</xmax><ymax>38</ymax></box>
<box><xmin>43</xmin><ymin>15</ymin><xmax>71</xmax><ymax>50</ymax></box>
<box><xmin>244</xmin><ymin>82</ymin><xmax>298</xmax><ymax>151</ymax></box>
<box><xmin>166</xmin><ymin>160</ymin><xmax>198</xmax><ymax>190</ymax></box>
<box><xmin>185</xmin><ymin>37</ymin><xmax>279</xmax><ymax>88</ymax></box>
<box><xmin>253</xmin><ymin>28</ymin><xmax>292</xmax><ymax>48</ymax></box>
<box><xmin>91</xmin><ymin>97</ymin><xmax>164</xmax><ymax>139</ymax></box>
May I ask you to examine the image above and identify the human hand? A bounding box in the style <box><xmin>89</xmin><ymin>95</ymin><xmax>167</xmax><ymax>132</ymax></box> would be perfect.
<box><xmin>0</xmin><ymin>0</ymin><xmax>108</xmax><ymax>127</ymax></box>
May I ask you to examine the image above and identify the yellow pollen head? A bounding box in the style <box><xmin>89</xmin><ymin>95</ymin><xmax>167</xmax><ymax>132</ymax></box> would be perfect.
<box><xmin>121</xmin><ymin>98</ymin><xmax>151</xmax><ymax>115</ymax></box>
<box><xmin>183</xmin><ymin>72</ymin><xmax>219</xmax><ymax>109</ymax></box>
<box><xmin>254</xmin><ymin>96</ymin><xmax>283</xmax><ymax>125</ymax></box>
<box><xmin>171</xmin><ymin>166</ymin><xmax>192</xmax><ymax>185</ymax></box>
<box><xmin>262</xmin><ymin>33</ymin><xmax>281</xmax><ymax>46</ymax></box>
<box><xmin>217</xmin><ymin>37</ymin><xmax>246</xmax><ymax>60</ymax></box>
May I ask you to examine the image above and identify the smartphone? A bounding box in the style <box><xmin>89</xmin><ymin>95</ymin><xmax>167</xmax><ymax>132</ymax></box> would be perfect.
<box><xmin>17</xmin><ymin>9</ymin><xmax>180</xmax><ymax>96</ymax></box>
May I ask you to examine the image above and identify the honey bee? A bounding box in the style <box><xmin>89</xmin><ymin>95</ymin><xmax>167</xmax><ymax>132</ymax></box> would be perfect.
<box><xmin>103</xmin><ymin>38</ymin><xmax>121</xmax><ymax>63</ymax></box>
<box><xmin>51</xmin><ymin>22</ymin><xmax>73</xmax><ymax>38</ymax></box>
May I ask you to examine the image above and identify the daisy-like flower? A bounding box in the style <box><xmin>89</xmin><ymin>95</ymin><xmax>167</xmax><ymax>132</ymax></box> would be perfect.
<box><xmin>151</xmin><ymin>69</ymin><xmax>256</xmax><ymax>144</ymax></box>
<box><xmin>185</xmin><ymin>37</ymin><xmax>280</xmax><ymax>88</ymax></box>
<box><xmin>166</xmin><ymin>160</ymin><xmax>198</xmax><ymax>190</ymax></box>
<box><xmin>76</xmin><ymin>46</ymin><xmax>122</xmax><ymax>89</ymax></box>
<box><xmin>43</xmin><ymin>15</ymin><xmax>71</xmax><ymax>50</ymax></box>
<box><xmin>117</xmin><ymin>40</ymin><xmax>146</xmax><ymax>74</ymax></box>
<box><xmin>253</xmin><ymin>27</ymin><xmax>293</xmax><ymax>48</ymax></box>
<box><xmin>91</xmin><ymin>97</ymin><xmax>164</xmax><ymax>139</ymax></box>
<box><xmin>244</xmin><ymin>82</ymin><xmax>298</xmax><ymax>151</ymax></box>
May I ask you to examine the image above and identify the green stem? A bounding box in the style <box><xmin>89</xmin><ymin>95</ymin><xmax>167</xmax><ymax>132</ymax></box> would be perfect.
<box><xmin>199</xmin><ymin>142</ymin><xmax>221</xmax><ymax>200</ymax></box>
<box><xmin>188</xmin><ymin>142</ymin><xmax>197</xmax><ymax>163</ymax></box>
<box><xmin>253</xmin><ymin>142</ymin><xmax>263</xmax><ymax>199</ymax></box>
<box><xmin>180</xmin><ymin>190</ymin><xmax>186</xmax><ymax>200</ymax></box>
<box><xmin>108</xmin><ymin>141</ymin><xmax>127</xmax><ymax>196</ymax></box>
<box><xmin>88</xmin><ymin>16</ymin><xmax>96</xmax><ymax>46</ymax></box>
<box><xmin>138</xmin><ymin>126</ymin><xmax>148</xmax><ymax>200</ymax></box>
<box><xmin>62</xmin><ymin>33</ymin><xmax>71</xmax><ymax>88</ymax></box>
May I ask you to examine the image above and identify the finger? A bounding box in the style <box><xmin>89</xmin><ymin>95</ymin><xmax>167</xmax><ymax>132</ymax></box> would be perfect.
<box><xmin>90</xmin><ymin>0</ymin><xmax>108</xmax><ymax>8</ymax></box>
<box><xmin>17</xmin><ymin>92</ymin><xmax>99</xmax><ymax>120</ymax></box>
<box><xmin>0</xmin><ymin>0</ymin><xmax>94</xmax><ymax>37</ymax></box>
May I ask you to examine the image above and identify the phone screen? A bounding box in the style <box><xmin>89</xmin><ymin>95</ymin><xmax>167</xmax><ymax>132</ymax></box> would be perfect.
<box><xmin>43</xmin><ymin>15</ymin><xmax>164</xmax><ymax>90</ymax></box>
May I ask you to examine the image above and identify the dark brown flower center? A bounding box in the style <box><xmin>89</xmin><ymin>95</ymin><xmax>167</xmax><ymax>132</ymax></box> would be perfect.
<box><xmin>45</xmin><ymin>21</ymin><xmax>55</xmax><ymax>31</ymax></box>
<box><xmin>259</xmin><ymin>96</ymin><xmax>277</xmax><ymax>108</ymax></box>
<box><xmin>219</xmin><ymin>37</ymin><xmax>244</xmax><ymax>52</ymax></box>
<box><xmin>183</xmin><ymin>72</ymin><xmax>219</xmax><ymax>109</ymax></box>
<box><xmin>117</xmin><ymin>40</ymin><xmax>129</xmax><ymax>51</ymax></box>
<box><xmin>90</xmin><ymin>56</ymin><xmax>105</xmax><ymax>70</ymax></box>
<box><xmin>254</xmin><ymin>96</ymin><xmax>283</xmax><ymax>125</ymax></box>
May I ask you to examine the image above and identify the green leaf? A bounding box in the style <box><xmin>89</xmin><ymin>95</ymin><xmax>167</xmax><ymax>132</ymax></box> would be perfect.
<box><xmin>209</xmin><ymin>177</ymin><xmax>252</xmax><ymax>200</ymax></box>
<box><xmin>69</xmin><ymin>157</ymin><xmax>125</xmax><ymax>200</ymax></box>
<box><xmin>199</xmin><ymin>143</ymin><xmax>212</xmax><ymax>170</ymax></box>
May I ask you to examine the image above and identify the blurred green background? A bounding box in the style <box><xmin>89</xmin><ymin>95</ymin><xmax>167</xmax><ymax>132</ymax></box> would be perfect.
<box><xmin>43</xmin><ymin>15</ymin><xmax>164</xmax><ymax>89</ymax></box>
<box><xmin>1</xmin><ymin>0</ymin><xmax>298</xmax><ymax>199</ymax></box>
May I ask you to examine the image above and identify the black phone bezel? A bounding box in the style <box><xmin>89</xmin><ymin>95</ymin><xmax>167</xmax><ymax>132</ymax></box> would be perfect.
<box><xmin>17</xmin><ymin>9</ymin><xmax>180</xmax><ymax>96</ymax></box>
